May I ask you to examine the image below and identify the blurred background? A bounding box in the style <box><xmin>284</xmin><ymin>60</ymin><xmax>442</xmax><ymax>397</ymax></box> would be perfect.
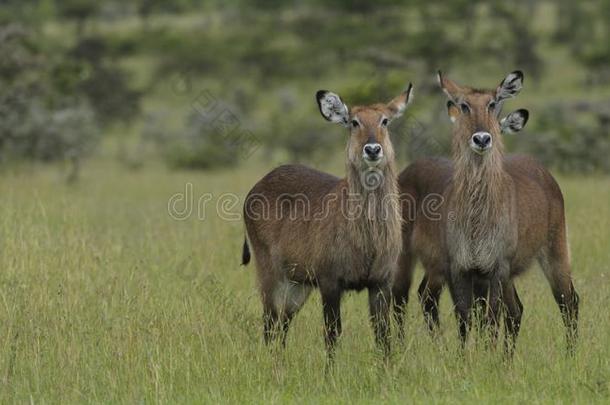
<box><xmin>1</xmin><ymin>0</ymin><xmax>610</xmax><ymax>180</ymax></box>
<box><xmin>2</xmin><ymin>3</ymin><xmax>610</xmax><ymax>402</ymax></box>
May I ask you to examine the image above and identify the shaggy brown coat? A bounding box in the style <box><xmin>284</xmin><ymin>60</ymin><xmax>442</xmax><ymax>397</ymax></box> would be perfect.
<box><xmin>392</xmin><ymin>73</ymin><xmax>579</xmax><ymax>354</ymax></box>
<box><xmin>243</xmin><ymin>86</ymin><xmax>412</xmax><ymax>358</ymax></box>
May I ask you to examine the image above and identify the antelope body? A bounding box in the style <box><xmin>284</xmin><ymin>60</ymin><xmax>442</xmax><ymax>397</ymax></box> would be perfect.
<box><xmin>242</xmin><ymin>85</ymin><xmax>413</xmax><ymax>358</ymax></box>
<box><xmin>392</xmin><ymin>72</ymin><xmax>579</xmax><ymax>353</ymax></box>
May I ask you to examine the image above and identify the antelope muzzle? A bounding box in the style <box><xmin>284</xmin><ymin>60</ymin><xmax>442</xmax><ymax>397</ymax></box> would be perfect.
<box><xmin>363</xmin><ymin>143</ymin><xmax>383</xmax><ymax>164</ymax></box>
<box><xmin>470</xmin><ymin>132</ymin><xmax>492</xmax><ymax>154</ymax></box>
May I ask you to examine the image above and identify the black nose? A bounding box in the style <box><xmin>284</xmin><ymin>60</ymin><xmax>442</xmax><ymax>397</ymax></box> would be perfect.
<box><xmin>364</xmin><ymin>143</ymin><xmax>382</xmax><ymax>159</ymax></box>
<box><xmin>472</xmin><ymin>132</ymin><xmax>491</xmax><ymax>148</ymax></box>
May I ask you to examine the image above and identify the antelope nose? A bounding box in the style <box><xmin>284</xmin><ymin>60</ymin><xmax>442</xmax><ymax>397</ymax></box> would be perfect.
<box><xmin>472</xmin><ymin>132</ymin><xmax>492</xmax><ymax>148</ymax></box>
<box><xmin>363</xmin><ymin>143</ymin><xmax>382</xmax><ymax>160</ymax></box>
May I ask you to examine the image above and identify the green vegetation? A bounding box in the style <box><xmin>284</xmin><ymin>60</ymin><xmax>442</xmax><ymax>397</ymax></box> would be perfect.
<box><xmin>0</xmin><ymin>1</ymin><xmax>609</xmax><ymax>403</ymax></box>
<box><xmin>1</xmin><ymin>1</ymin><xmax>610</xmax><ymax>174</ymax></box>
<box><xmin>0</xmin><ymin>162</ymin><xmax>608</xmax><ymax>403</ymax></box>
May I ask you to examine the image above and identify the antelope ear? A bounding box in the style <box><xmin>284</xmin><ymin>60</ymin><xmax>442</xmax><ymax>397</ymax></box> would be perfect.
<box><xmin>500</xmin><ymin>109</ymin><xmax>529</xmax><ymax>134</ymax></box>
<box><xmin>496</xmin><ymin>71</ymin><xmax>524</xmax><ymax>102</ymax></box>
<box><xmin>447</xmin><ymin>100</ymin><xmax>460</xmax><ymax>123</ymax></box>
<box><xmin>316</xmin><ymin>90</ymin><xmax>349</xmax><ymax>126</ymax></box>
<box><xmin>387</xmin><ymin>83</ymin><xmax>413</xmax><ymax>120</ymax></box>
<box><xmin>437</xmin><ymin>70</ymin><xmax>462</xmax><ymax>101</ymax></box>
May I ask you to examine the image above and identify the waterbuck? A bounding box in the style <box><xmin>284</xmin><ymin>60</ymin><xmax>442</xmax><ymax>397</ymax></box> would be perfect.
<box><xmin>241</xmin><ymin>85</ymin><xmax>412</xmax><ymax>359</ymax></box>
<box><xmin>392</xmin><ymin>71</ymin><xmax>579</xmax><ymax>354</ymax></box>
<box><xmin>392</xmin><ymin>107</ymin><xmax>531</xmax><ymax>337</ymax></box>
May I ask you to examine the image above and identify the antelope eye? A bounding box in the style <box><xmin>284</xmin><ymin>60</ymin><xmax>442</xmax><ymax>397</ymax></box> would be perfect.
<box><xmin>460</xmin><ymin>103</ymin><xmax>470</xmax><ymax>114</ymax></box>
<box><xmin>351</xmin><ymin>120</ymin><xmax>359</xmax><ymax>128</ymax></box>
<box><xmin>381</xmin><ymin>118</ymin><xmax>389</xmax><ymax>126</ymax></box>
<box><xmin>488</xmin><ymin>101</ymin><xmax>497</xmax><ymax>112</ymax></box>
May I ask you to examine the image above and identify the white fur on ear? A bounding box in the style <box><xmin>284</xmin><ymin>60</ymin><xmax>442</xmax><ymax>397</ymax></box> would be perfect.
<box><xmin>438</xmin><ymin>70</ymin><xmax>460</xmax><ymax>101</ymax></box>
<box><xmin>388</xmin><ymin>83</ymin><xmax>413</xmax><ymax>120</ymax></box>
<box><xmin>496</xmin><ymin>71</ymin><xmax>524</xmax><ymax>102</ymax></box>
<box><xmin>316</xmin><ymin>90</ymin><xmax>349</xmax><ymax>126</ymax></box>
<box><xmin>500</xmin><ymin>109</ymin><xmax>529</xmax><ymax>133</ymax></box>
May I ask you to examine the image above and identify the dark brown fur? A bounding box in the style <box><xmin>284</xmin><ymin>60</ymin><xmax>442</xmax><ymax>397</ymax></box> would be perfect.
<box><xmin>392</xmin><ymin>74</ymin><xmax>579</xmax><ymax>354</ymax></box>
<box><xmin>243</xmin><ymin>88</ymin><xmax>411</xmax><ymax>359</ymax></box>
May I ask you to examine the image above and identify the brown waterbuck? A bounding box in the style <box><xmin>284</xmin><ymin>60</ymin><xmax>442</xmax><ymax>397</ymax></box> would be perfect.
<box><xmin>392</xmin><ymin>106</ymin><xmax>531</xmax><ymax>337</ymax></box>
<box><xmin>392</xmin><ymin>71</ymin><xmax>579</xmax><ymax>354</ymax></box>
<box><xmin>242</xmin><ymin>84</ymin><xmax>413</xmax><ymax>359</ymax></box>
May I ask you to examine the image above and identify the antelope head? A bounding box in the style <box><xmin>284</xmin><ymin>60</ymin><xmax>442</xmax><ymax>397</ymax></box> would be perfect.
<box><xmin>316</xmin><ymin>84</ymin><xmax>413</xmax><ymax>172</ymax></box>
<box><xmin>438</xmin><ymin>71</ymin><xmax>526</xmax><ymax>157</ymax></box>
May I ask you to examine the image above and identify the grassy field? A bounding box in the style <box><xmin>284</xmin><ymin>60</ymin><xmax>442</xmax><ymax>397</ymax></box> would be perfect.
<box><xmin>0</xmin><ymin>161</ymin><xmax>608</xmax><ymax>403</ymax></box>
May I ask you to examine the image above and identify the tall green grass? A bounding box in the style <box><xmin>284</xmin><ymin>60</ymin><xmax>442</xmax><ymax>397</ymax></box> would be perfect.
<box><xmin>0</xmin><ymin>162</ymin><xmax>608</xmax><ymax>403</ymax></box>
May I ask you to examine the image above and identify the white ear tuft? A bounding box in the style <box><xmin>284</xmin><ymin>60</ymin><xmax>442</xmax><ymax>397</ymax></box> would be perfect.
<box><xmin>404</xmin><ymin>83</ymin><xmax>414</xmax><ymax>107</ymax></box>
<box><xmin>496</xmin><ymin>71</ymin><xmax>524</xmax><ymax>102</ymax></box>
<box><xmin>387</xmin><ymin>83</ymin><xmax>413</xmax><ymax>119</ymax></box>
<box><xmin>316</xmin><ymin>90</ymin><xmax>349</xmax><ymax>126</ymax></box>
<box><xmin>500</xmin><ymin>109</ymin><xmax>529</xmax><ymax>134</ymax></box>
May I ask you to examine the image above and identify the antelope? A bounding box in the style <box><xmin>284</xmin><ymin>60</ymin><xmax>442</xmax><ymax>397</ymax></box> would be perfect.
<box><xmin>392</xmin><ymin>71</ymin><xmax>579</xmax><ymax>354</ymax></box>
<box><xmin>392</xmin><ymin>106</ymin><xmax>531</xmax><ymax>337</ymax></box>
<box><xmin>242</xmin><ymin>84</ymin><xmax>413</xmax><ymax>360</ymax></box>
